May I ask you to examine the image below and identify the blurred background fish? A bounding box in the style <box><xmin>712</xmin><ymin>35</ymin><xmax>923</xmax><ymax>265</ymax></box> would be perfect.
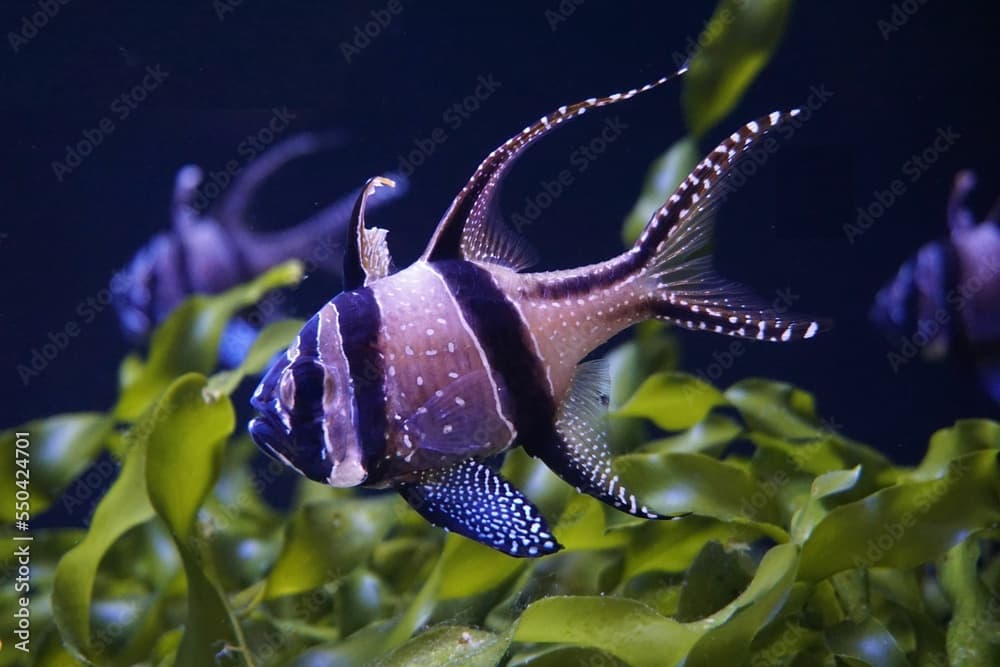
<box><xmin>110</xmin><ymin>133</ymin><xmax>407</xmax><ymax>365</ymax></box>
<box><xmin>871</xmin><ymin>170</ymin><xmax>1000</xmax><ymax>404</ymax></box>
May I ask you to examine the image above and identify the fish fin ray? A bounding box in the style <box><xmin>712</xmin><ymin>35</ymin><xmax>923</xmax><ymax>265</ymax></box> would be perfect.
<box><xmin>421</xmin><ymin>68</ymin><xmax>687</xmax><ymax>266</ymax></box>
<box><xmin>216</xmin><ymin>132</ymin><xmax>345</xmax><ymax>230</ymax></box>
<box><xmin>628</xmin><ymin>111</ymin><xmax>830</xmax><ymax>342</ymax></box>
<box><xmin>542</xmin><ymin>359</ymin><xmax>677</xmax><ymax>519</ymax></box>
<box><xmin>395</xmin><ymin>460</ymin><xmax>562</xmax><ymax>557</ymax></box>
<box><xmin>402</xmin><ymin>371</ymin><xmax>513</xmax><ymax>456</ymax></box>
<box><xmin>344</xmin><ymin>176</ymin><xmax>397</xmax><ymax>289</ymax></box>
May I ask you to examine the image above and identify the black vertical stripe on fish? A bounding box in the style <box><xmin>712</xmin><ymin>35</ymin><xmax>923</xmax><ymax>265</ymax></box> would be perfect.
<box><xmin>334</xmin><ymin>288</ymin><xmax>389</xmax><ymax>466</ymax></box>
<box><xmin>432</xmin><ymin>260</ymin><xmax>557</xmax><ymax>453</ymax></box>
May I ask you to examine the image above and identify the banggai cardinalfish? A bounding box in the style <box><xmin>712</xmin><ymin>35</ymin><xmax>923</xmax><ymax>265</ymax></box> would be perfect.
<box><xmin>250</xmin><ymin>67</ymin><xmax>830</xmax><ymax>557</ymax></box>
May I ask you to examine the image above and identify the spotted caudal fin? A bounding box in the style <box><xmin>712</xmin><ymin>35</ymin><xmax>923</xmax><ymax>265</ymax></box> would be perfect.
<box><xmin>422</xmin><ymin>67</ymin><xmax>688</xmax><ymax>271</ymax></box>
<box><xmin>540</xmin><ymin>359</ymin><xmax>682</xmax><ymax>519</ymax></box>
<box><xmin>395</xmin><ymin>459</ymin><xmax>562</xmax><ymax>557</ymax></box>
<box><xmin>630</xmin><ymin>111</ymin><xmax>831</xmax><ymax>342</ymax></box>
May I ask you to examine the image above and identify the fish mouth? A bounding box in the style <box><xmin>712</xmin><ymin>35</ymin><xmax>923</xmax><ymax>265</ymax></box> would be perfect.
<box><xmin>248</xmin><ymin>413</ymin><xmax>296</xmax><ymax>470</ymax></box>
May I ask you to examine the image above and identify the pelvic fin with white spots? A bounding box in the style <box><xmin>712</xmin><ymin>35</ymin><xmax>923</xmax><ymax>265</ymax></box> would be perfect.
<box><xmin>395</xmin><ymin>458</ymin><xmax>562</xmax><ymax>557</ymax></box>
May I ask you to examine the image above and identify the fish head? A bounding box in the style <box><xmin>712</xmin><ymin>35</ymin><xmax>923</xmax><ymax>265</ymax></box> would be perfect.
<box><xmin>871</xmin><ymin>259</ymin><xmax>919</xmax><ymax>340</ymax></box>
<box><xmin>111</xmin><ymin>234</ymin><xmax>178</xmax><ymax>343</ymax></box>
<box><xmin>870</xmin><ymin>243</ymin><xmax>952</xmax><ymax>360</ymax></box>
<box><xmin>249</xmin><ymin>314</ymin><xmax>368</xmax><ymax>487</ymax></box>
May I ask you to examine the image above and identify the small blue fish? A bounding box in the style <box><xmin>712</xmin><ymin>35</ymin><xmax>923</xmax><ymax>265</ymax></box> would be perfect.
<box><xmin>111</xmin><ymin>133</ymin><xmax>406</xmax><ymax>364</ymax></box>
<box><xmin>871</xmin><ymin>170</ymin><xmax>1000</xmax><ymax>402</ymax></box>
<box><xmin>249</xmin><ymin>69</ymin><xmax>829</xmax><ymax>557</ymax></box>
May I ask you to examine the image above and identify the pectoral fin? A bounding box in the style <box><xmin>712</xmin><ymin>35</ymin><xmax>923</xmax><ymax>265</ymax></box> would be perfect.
<box><xmin>401</xmin><ymin>371</ymin><xmax>514</xmax><ymax>457</ymax></box>
<box><xmin>395</xmin><ymin>459</ymin><xmax>562</xmax><ymax>557</ymax></box>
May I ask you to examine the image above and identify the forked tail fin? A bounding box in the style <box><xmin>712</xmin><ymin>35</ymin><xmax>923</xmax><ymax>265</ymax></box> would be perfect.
<box><xmin>632</xmin><ymin>110</ymin><xmax>831</xmax><ymax>342</ymax></box>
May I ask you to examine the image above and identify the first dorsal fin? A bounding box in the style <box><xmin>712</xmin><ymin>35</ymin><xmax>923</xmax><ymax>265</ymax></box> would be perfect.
<box><xmin>344</xmin><ymin>176</ymin><xmax>396</xmax><ymax>290</ymax></box>
<box><xmin>421</xmin><ymin>67</ymin><xmax>688</xmax><ymax>270</ymax></box>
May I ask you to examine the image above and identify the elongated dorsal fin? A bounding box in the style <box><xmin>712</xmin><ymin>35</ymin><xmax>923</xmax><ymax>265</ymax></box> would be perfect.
<box><xmin>344</xmin><ymin>176</ymin><xmax>396</xmax><ymax>289</ymax></box>
<box><xmin>422</xmin><ymin>67</ymin><xmax>687</xmax><ymax>269</ymax></box>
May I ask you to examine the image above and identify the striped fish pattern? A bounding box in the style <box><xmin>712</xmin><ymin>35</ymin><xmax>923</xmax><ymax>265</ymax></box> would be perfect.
<box><xmin>249</xmin><ymin>68</ymin><xmax>829</xmax><ymax>557</ymax></box>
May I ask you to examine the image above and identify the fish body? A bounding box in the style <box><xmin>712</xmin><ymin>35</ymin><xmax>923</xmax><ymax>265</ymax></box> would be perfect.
<box><xmin>250</xmin><ymin>70</ymin><xmax>828</xmax><ymax>557</ymax></box>
<box><xmin>111</xmin><ymin>133</ymin><xmax>406</xmax><ymax>357</ymax></box>
<box><xmin>871</xmin><ymin>171</ymin><xmax>1000</xmax><ymax>401</ymax></box>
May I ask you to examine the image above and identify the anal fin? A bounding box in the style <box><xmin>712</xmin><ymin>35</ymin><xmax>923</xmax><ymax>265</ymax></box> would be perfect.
<box><xmin>395</xmin><ymin>459</ymin><xmax>562</xmax><ymax>557</ymax></box>
<box><xmin>545</xmin><ymin>359</ymin><xmax>677</xmax><ymax>520</ymax></box>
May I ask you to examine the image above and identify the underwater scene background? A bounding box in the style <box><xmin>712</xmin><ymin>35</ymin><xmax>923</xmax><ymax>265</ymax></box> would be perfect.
<box><xmin>2</xmin><ymin>1</ymin><xmax>1000</xmax><ymax>665</ymax></box>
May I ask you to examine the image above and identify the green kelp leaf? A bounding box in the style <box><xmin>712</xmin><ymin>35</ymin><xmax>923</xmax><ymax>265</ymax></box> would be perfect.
<box><xmin>729</xmin><ymin>379</ymin><xmax>895</xmax><ymax>481</ymax></box>
<box><xmin>0</xmin><ymin>413</ymin><xmax>111</xmax><ymax>522</ymax></box>
<box><xmin>682</xmin><ymin>0</ymin><xmax>793</xmax><ymax>138</ymax></box>
<box><xmin>376</xmin><ymin>625</ymin><xmax>510</xmax><ymax>667</ymax></box>
<box><xmin>675</xmin><ymin>541</ymin><xmax>753</xmax><ymax>622</ymax></box>
<box><xmin>204</xmin><ymin>317</ymin><xmax>304</xmax><ymax>399</ymax></box>
<box><xmin>139</xmin><ymin>374</ymin><xmax>243</xmax><ymax>666</ymax></box>
<box><xmin>622</xmin><ymin>136</ymin><xmax>700</xmax><ymax>244</ymax></box>
<box><xmin>800</xmin><ymin>450</ymin><xmax>1000</xmax><ymax>581</ymax></box>
<box><xmin>288</xmin><ymin>620</ymin><xmax>396</xmax><ymax>667</ymax></box>
<box><xmin>639</xmin><ymin>412</ymin><xmax>743</xmax><ymax>456</ymax></box>
<box><xmin>616</xmin><ymin>451</ymin><xmax>787</xmax><ymax>536</ymax></box>
<box><xmin>513</xmin><ymin>596</ymin><xmax>702</xmax><ymax>667</ymax></box>
<box><xmin>553</xmin><ymin>494</ymin><xmax>630</xmax><ymax>552</ymax></box>
<box><xmin>685</xmin><ymin>543</ymin><xmax>800</xmax><ymax>667</ymax></box>
<box><xmin>623</xmin><ymin>516</ymin><xmax>763</xmax><ymax>580</ymax></box>
<box><xmin>437</xmin><ymin>533</ymin><xmax>527</xmax><ymax>601</ymax></box>
<box><xmin>338</xmin><ymin>570</ymin><xmax>392</xmax><ymax>636</ymax></box>
<box><xmin>725</xmin><ymin>378</ymin><xmax>825</xmax><ymax>439</ymax></box>
<box><xmin>606</xmin><ymin>322</ymin><xmax>680</xmax><ymax>454</ymax></box>
<box><xmin>52</xmin><ymin>416</ymin><xmax>156</xmax><ymax>661</ymax></box>
<box><xmin>616</xmin><ymin>372</ymin><xmax>728</xmax><ymax>431</ymax></box>
<box><xmin>509</xmin><ymin>646</ymin><xmax>628</xmax><ymax>667</ymax></box>
<box><xmin>824</xmin><ymin>617</ymin><xmax>910</xmax><ymax>667</ymax></box>
<box><xmin>265</xmin><ymin>495</ymin><xmax>398</xmax><ymax>600</ymax></box>
<box><xmin>940</xmin><ymin>538</ymin><xmax>1000</xmax><ymax>666</ymax></box>
<box><xmin>911</xmin><ymin>419</ymin><xmax>1000</xmax><ymax>482</ymax></box>
<box><xmin>145</xmin><ymin>374</ymin><xmax>233</xmax><ymax>540</ymax></box>
<box><xmin>114</xmin><ymin>260</ymin><xmax>303</xmax><ymax>421</ymax></box>
<box><xmin>791</xmin><ymin>466</ymin><xmax>862</xmax><ymax>544</ymax></box>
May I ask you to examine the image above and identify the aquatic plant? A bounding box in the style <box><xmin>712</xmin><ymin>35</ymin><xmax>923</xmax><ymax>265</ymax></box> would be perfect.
<box><xmin>2</xmin><ymin>257</ymin><xmax>999</xmax><ymax>666</ymax></box>
<box><xmin>5</xmin><ymin>3</ymin><xmax>998</xmax><ymax>665</ymax></box>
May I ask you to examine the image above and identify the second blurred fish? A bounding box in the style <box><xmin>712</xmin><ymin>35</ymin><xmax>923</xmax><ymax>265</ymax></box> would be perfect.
<box><xmin>871</xmin><ymin>170</ymin><xmax>1000</xmax><ymax>403</ymax></box>
<box><xmin>111</xmin><ymin>132</ymin><xmax>407</xmax><ymax>364</ymax></box>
